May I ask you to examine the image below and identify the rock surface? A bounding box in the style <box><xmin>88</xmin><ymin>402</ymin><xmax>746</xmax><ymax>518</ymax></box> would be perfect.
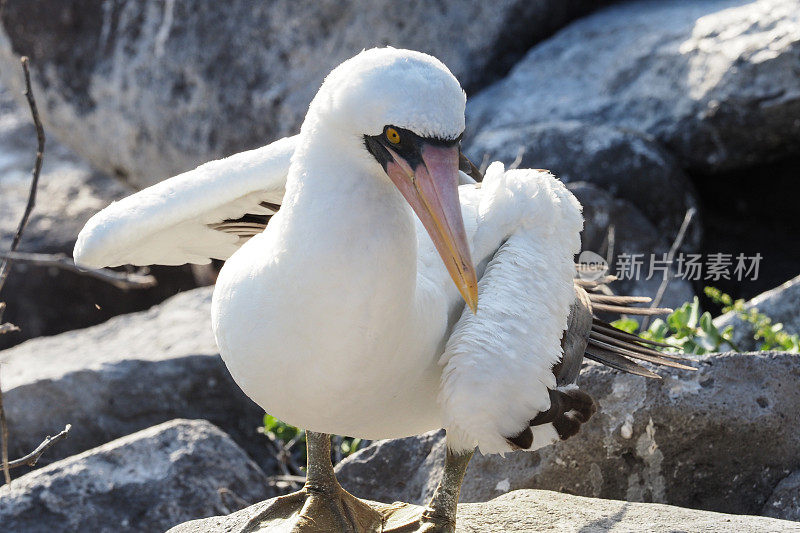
<box><xmin>0</xmin><ymin>419</ymin><xmax>274</xmax><ymax>533</ymax></box>
<box><xmin>0</xmin><ymin>0</ymin><xmax>608</xmax><ymax>189</ymax></box>
<box><xmin>338</xmin><ymin>352</ymin><xmax>800</xmax><ymax>516</ymax></box>
<box><xmin>167</xmin><ymin>488</ymin><xmax>800</xmax><ymax>533</ymax></box>
<box><xmin>467</xmin><ymin>0</ymin><xmax>800</xmax><ymax>175</ymax></box>
<box><xmin>0</xmin><ymin>83</ymin><xmax>196</xmax><ymax>349</ymax></box>
<box><xmin>469</xmin><ymin>122</ymin><xmax>701</xmax><ymax>248</ymax></box>
<box><xmin>0</xmin><ymin>287</ymin><xmax>273</xmax><ymax>473</ymax></box>
<box><xmin>569</xmin><ymin>183</ymin><xmax>696</xmax><ymax>310</ymax></box>
<box><xmin>714</xmin><ymin>274</ymin><xmax>800</xmax><ymax>351</ymax></box>
<box><xmin>764</xmin><ymin>470</ymin><xmax>800</xmax><ymax>522</ymax></box>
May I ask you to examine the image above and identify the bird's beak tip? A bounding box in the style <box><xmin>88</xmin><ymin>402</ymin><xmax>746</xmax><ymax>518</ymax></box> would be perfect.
<box><xmin>467</xmin><ymin>291</ymin><xmax>478</xmax><ymax>314</ymax></box>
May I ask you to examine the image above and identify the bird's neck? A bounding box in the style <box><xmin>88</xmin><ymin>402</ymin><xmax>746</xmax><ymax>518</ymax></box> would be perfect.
<box><xmin>279</xmin><ymin>129</ymin><xmax>419</xmax><ymax>312</ymax></box>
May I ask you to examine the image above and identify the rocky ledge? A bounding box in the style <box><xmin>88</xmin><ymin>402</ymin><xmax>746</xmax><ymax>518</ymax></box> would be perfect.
<box><xmin>167</xmin><ymin>489</ymin><xmax>800</xmax><ymax>533</ymax></box>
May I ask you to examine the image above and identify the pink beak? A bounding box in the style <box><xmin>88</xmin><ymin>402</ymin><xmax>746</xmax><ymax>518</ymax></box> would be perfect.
<box><xmin>385</xmin><ymin>143</ymin><xmax>479</xmax><ymax>313</ymax></box>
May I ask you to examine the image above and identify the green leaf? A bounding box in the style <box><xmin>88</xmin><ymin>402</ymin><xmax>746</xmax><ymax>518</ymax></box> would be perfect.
<box><xmin>611</xmin><ymin>318</ymin><xmax>639</xmax><ymax>334</ymax></box>
<box><xmin>646</xmin><ymin>319</ymin><xmax>670</xmax><ymax>341</ymax></box>
<box><xmin>263</xmin><ymin>414</ymin><xmax>279</xmax><ymax>432</ymax></box>
<box><xmin>687</xmin><ymin>297</ymin><xmax>700</xmax><ymax>329</ymax></box>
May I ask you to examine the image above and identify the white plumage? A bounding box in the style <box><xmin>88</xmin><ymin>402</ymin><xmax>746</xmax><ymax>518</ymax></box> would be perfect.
<box><xmin>441</xmin><ymin>163</ymin><xmax>582</xmax><ymax>453</ymax></box>
<box><xmin>74</xmin><ymin>48</ymin><xmax>584</xmax><ymax>455</ymax></box>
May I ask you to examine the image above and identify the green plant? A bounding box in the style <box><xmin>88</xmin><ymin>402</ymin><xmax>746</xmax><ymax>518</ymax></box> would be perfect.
<box><xmin>705</xmin><ymin>287</ymin><xmax>800</xmax><ymax>352</ymax></box>
<box><xmin>262</xmin><ymin>414</ymin><xmax>365</xmax><ymax>468</ymax></box>
<box><xmin>611</xmin><ymin>287</ymin><xmax>799</xmax><ymax>354</ymax></box>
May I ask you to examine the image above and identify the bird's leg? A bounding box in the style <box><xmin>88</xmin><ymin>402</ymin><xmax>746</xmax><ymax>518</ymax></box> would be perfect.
<box><xmin>239</xmin><ymin>431</ymin><xmax>382</xmax><ymax>533</ymax></box>
<box><xmin>381</xmin><ymin>446</ymin><xmax>474</xmax><ymax>533</ymax></box>
<box><xmin>421</xmin><ymin>448</ymin><xmax>474</xmax><ymax>528</ymax></box>
<box><xmin>304</xmin><ymin>430</ymin><xmax>339</xmax><ymax>493</ymax></box>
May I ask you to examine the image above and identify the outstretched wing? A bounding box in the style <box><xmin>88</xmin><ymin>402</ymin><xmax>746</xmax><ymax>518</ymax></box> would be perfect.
<box><xmin>73</xmin><ymin>136</ymin><xmax>297</xmax><ymax>268</ymax></box>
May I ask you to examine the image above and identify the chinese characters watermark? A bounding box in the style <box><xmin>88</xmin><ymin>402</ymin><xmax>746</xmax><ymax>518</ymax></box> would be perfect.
<box><xmin>613</xmin><ymin>252</ymin><xmax>762</xmax><ymax>281</ymax></box>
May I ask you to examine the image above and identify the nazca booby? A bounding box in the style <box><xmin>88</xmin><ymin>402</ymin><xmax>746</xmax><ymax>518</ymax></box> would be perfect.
<box><xmin>75</xmin><ymin>48</ymin><xmax>691</xmax><ymax>532</ymax></box>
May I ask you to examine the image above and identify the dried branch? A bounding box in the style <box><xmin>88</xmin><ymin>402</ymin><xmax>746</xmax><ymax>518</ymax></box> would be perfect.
<box><xmin>478</xmin><ymin>153</ymin><xmax>491</xmax><ymax>175</ymax></box>
<box><xmin>0</xmin><ymin>251</ymin><xmax>157</xmax><ymax>290</ymax></box>
<box><xmin>0</xmin><ymin>56</ymin><xmax>45</xmax><ymax>485</ymax></box>
<box><xmin>0</xmin><ymin>304</ymin><xmax>19</xmax><ymax>335</ymax></box>
<box><xmin>0</xmin><ymin>57</ymin><xmax>75</xmax><ymax>485</ymax></box>
<box><xmin>258</xmin><ymin>427</ymin><xmax>304</xmax><ymax>480</ymax></box>
<box><xmin>507</xmin><ymin>146</ymin><xmax>526</xmax><ymax>170</ymax></box>
<box><xmin>6</xmin><ymin>424</ymin><xmax>71</xmax><ymax>470</ymax></box>
<box><xmin>268</xmin><ymin>474</ymin><xmax>306</xmax><ymax>484</ymax></box>
<box><xmin>604</xmin><ymin>224</ymin><xmax>616</xmax><ymax>267</ymax></box>
<box><xmin>641</xmin><ymin>207</ymin><xmax>697</xmax><ymax>330</ymax></box>
<box><xmin>0</xmin><ymin>57</ymin><xmax>45</xmax><ymax>304</ymax></box>
<box><xmin>0</xmin><ymin>323</ymin><xmax>19</xmax><ymax>335</ymax></box>
<box><xmin>0</xmin><ymin>369</ymin><xmax>9</xmax><ymax>484</ymax></box>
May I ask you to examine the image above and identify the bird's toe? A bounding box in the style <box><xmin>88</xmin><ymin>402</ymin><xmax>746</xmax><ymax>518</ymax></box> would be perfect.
<box><xmin>239</xmin><ymin>486</ymin><xmax>382</xmax><ymax>533</ymax></box>
<box><xmin>378</xmin><ymin>502</ymin><xmax>456</xmax><ymax>533</ymax></box>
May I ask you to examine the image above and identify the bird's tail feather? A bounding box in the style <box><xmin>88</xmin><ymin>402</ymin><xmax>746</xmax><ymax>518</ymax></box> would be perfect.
<box><xmin>578</xmin><ymin>282</ymin><xmax>694</xmax><ymax>379</ymax></box>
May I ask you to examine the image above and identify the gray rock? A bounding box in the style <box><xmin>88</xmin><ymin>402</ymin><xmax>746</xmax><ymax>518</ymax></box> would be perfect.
<box><xmin>0</xmin><ymin>0</ymin><xmax>609</xmax><ymax>189</ymax></box>
<box><xmin>0</xmin><ymin>287</ymin><xmax>273</xmax><ymax>474</ymax></box>
<box><xmin>714</xmin><ymin>274</ymin><xmax>800</xmax><ymax>351</ymax></box>
<box><xmin>467</xmin><ymin>0</ymin><xmax>800</xmax><ymax>175</ymax></box>
<box><xmin>167</xmin><ymin>488</ymin><xmax>800</xmax><ymax>533</ymax></box>
<box><xmin>337</xmin><ymin>352</ymin><xmax>800</xmax><ymax>516</ymax></box>
<box><xmin>764</xmin><ymin>470</ymin><xmax>800</xmax><ymax>522</ymax></box>
<box><xmin>335</xmin><ymin>429</ymin><xmax>446</xmax><ymax>506</ymax></box>
<box><xmin>0</xmin><ymin>82</ymin><xmax>196</xmax><ymax>350</ymax></box>
<box><xmin>569</xmin><ymin>182</ymin><xmax>696</xmax><ymax>311</ymax></box>
<box><xmin>467</xmin><ymin>122</ymin><xmax>701</xmax><ymax>249</ymax></box>
<box><xmin>0</xmin><ymin>419</ymin><xmax>275</xmax><ymax>533</ymax></box>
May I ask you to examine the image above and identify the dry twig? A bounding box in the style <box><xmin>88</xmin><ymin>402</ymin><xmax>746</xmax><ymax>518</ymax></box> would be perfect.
<box><xmin>0</xmin><ymin>369</ymin><xmax>9</xmax><ymax>484</ymax></box>
<box><xmin>0</xmin><ymin>57</ymin><xmax>76</xmax><ymax>485</ymax></box>
<box><xmin>641</xmin><ymin>207</ymin><xmax>697</xmax><ymax>330</ymax></box>
<box><xmin>0</xmin><ymin>56</ymin><xmax>47</xmax><ymax>485</ymax></box>
<box><xmin>508</xmin><ymin>146</ymin><xmax>526</xmax><ymax>170</ymax></box>
<box><xmin>6</xmin><ymin>424</ymin><xmax>71</xmax><ymax>470</ymax></box>
<box><xmin>0</xmin><ymin>304</ymin><xmax>19</xmax><ymax>335</ymax></box>
<box><xmin>0</xmin><ymin>251</ymin><xmax>157</xmax><ymax>290</ymax></box>
<box><xmin>0</xmin><ymin>57</ymin><xmax>44</xmax><ymax>305</ymax></box>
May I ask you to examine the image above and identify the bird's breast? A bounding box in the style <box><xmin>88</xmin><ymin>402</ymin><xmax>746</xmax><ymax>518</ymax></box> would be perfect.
<box><xmin>211</xmin><ymin>220</ymin><xmax>448</xmax><ymax>439</ymax></box>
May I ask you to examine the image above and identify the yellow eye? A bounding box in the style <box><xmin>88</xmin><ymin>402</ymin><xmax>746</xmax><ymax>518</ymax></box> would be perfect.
<box><xmin>386</xmin><ymin>127</ymin><xmax>400</xmax><ymax>144</ymax></box>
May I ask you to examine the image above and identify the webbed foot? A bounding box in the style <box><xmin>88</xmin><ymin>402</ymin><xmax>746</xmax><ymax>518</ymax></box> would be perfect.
<box><xmin>377</xmin><ymin>502</ymin><xmax>456</xmax><ymax>533</ymax></box>
<box><xmin>241</xmin><ymin>484</ymin><xmax>383</xmax><ymax>533</ymax></box>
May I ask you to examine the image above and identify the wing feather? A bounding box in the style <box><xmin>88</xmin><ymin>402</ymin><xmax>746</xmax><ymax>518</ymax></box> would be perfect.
<box><xmin>439</xmin><ymin>163</ymin><xmax>584</xmax><ymax>454</ymax></box>
<box><xmin>74</xmin><ymin>136</ymin><xmax>296</xmax><ymax>268</ymax></box>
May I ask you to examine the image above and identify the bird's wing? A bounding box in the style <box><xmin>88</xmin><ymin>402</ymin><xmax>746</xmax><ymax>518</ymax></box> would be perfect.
<box><xmin>75</xmin><ymin>136</ymin><xmax>478</xmax><ymax>269</ymax></box>
<box><xmin>439</xmin><ymin>163</ymin><xmax>584</xmax><ymax>454</ymax></box>
<box><xmin>74</xmin><ymin>136</ymin><xmax>297</xmax><ymax>268</ymax></box>
<box><xmin>440</xmin><ymin>163</ymin><xmax>693</xmax><ymax>455</ymax></box>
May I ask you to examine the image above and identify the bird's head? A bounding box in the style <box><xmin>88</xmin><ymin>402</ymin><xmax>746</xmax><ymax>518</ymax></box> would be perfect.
<box><xmin>308</xmin><ymin>47</ymin><xmax>478</xmax><ymax>313</ymax></box>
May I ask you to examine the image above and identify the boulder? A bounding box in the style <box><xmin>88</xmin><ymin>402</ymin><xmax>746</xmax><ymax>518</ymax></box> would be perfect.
<box><xmin>0</xmin><ymin>0</ymin><xmax>610</xmax><ymax>189</ymax></box>
<box><xmin>714</xmin><ymin>274</ymin><xmax>800</xmax><ymax>351</ymax></box>
<box><xmin>335</xmin><ymin>429</ymin><xmax>446</xmax><ymax>506</ymax></box>
<box><xmin>764</xmin><ymin>470</ymin><xmax>800</xmax><ymax>522</ymax></box>
<box><xmin>167</xmin><ymin>488</ymin><xmax>800</xmax><ymax>533</ymax></box>
<box><xmin>569</xmin><ymin>182</ymin><xmax>696</xmax><ymax>310</ymax></box>
<box><xmin>467</xmin><ymin>0</ymin><xmax>800</xmax><ymax>175</ymax></box>
<box><xmin>337</xmin><ymin>352</ymin><xmax>800</xmax><ymax>516</ymax></box>
<box><xmin>468</xmin><ymin>122</ymin><xmax>701</xmax><ymax>249</ymax></box>
<box><xmin>0</xmin><ymin>287</ymin><xmax>274</xmax><ymax>474</ymax></box>
<box><xmin>0</xmin><ymin>419</ymin><xmax>275</xmax><ymax>533</ymax></box>
<box><xmin>0</xmin><ymin>82</ymin><xmax>196</xmax><ymax>350</ymax></box>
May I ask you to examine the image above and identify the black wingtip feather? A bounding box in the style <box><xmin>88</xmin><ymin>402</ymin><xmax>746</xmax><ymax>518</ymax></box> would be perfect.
<box><xmin>585</xmin><ymin>348</ymin><xmax>662</xmax><ymax>379</ymax></box>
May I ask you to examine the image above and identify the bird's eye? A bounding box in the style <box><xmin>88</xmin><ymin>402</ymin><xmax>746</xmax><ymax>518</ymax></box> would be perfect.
<box><xmin>385</xmin><ymin>127</ymin><xmax>401</xmax><ymax>145</ymax></box>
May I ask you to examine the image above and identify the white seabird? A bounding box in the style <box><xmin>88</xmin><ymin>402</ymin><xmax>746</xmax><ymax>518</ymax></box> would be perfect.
<box><xmin>75</xmin><ymin>48</ymin><xmax>690</xmax><ymax>532</ymax></box>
